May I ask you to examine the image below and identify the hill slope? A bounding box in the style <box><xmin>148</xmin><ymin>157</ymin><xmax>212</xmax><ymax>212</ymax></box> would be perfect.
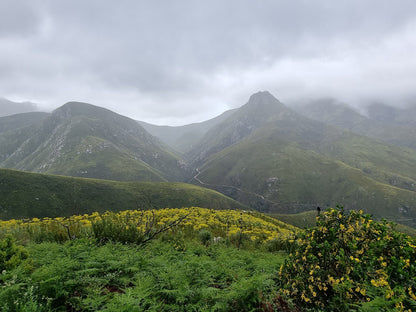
<box><xmin>187</xmin><ymin>92</ymin><xmax>416</xmax><ymax>227</ymax></box>
<box><xmin>0</xmin><ymin>168</ymin><xmax>246</xmax><ymax>220</ymax></box>
<box><xmin>0</xmin><ymin>102</ymin><xmax>186</xmax><ymax>182</ymax></box>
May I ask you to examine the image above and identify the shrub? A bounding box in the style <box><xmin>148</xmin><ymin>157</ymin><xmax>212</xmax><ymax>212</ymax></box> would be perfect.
<box><xmin>279</xmin><ymin>206</ymin><xmax>416</xmax><ymax>311</ymax></box>
<box><xmin>91</xmin><ymin>210</ymin><xmax>188</xmax><ymax>245</ymax></box>
<box><xmin>199</xmin><ymin>229</ymin><xmax>213</xmax><ymax>245</ymax></box>
<box><xmin>0</xmin><ymin>235</ymin><xmax>29</xmax><ymax>271</ymax></box>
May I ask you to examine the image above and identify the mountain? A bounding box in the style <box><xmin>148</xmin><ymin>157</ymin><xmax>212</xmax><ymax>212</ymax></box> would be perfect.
<box><xmin>294</xmin><ymin>98</ymin><xmax>416</xmax><ymax>150</ymax></box>
<box><xmin>185</xmin><ymin>92</ymin><xmax>416</xmax><ymax>227</ymax></box>
<box><xmin>0</xmin><ymin>168</ymin><xmax>245</xmax><ymax>220</ymax></box>
<box><xmin>0</xmin><ymin>102</ymin><xmax>186</xmax><ymax>182</ymax></box>
<box><xmin>0</xmin><ymin>98</ymin><xmax>39</xmax><ymax>117</ymax></box>
<box><xmin>186</xmin><ymin>91</ymin><xmax>296</xmax><ymax>164</ymax></box>
<box><xmin>0</xmin><ymin>112</ymin><xmax>50</xmax><ymax>134</ymax></box>
<box><xmin>138</xmin><ymin>108</ymin><xmax>237</xmax><ymax>154</ymax></box>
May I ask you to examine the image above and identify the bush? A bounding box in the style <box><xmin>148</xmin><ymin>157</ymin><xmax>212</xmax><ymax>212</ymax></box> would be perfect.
<box><xmin>0</xmin><ymin>235</ymin><xmax>29</xmax><ymax>271</ymax></box>
<box><xmin>279</xmin><ymin>206</ymin><xmax>416</xmax><ymax>311</ymax></box>
<box><xmin>198</xmin><ymin>229</ymin><xmax>212</xmax><ymax>245</ymax></box>
<box><xmin>91</xmin><ymin>211</ymin><xmax>187</xmax><ymax>245</ymax></box>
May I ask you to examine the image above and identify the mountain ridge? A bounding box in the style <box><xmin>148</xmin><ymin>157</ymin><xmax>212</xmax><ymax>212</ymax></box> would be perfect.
<box><xmin>0</xmin><ymin>101</ymin><xmax>186</xmax><ymax>182</ymax></box>
<box><xmin>2</xmin><ymin>93</ymin><xmax>416</xmax><ymax>227</ymax></box>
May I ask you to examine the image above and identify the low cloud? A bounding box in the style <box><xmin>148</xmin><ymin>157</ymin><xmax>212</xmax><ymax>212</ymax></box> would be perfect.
<box><xmin>1</xmin><ymin>0</ymin><xmax>416</xmax><ymax>124</ymax></box>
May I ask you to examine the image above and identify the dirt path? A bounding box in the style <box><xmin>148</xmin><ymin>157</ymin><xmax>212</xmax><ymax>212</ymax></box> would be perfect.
<box><xmin>193</xmin><ymin>168</ymin><xmax>280</xmax><ymax>205</ymax></box>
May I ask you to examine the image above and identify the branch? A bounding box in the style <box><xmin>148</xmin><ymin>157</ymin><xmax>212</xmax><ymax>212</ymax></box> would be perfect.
<box><xmin>139</xmin><ymin>213</ymin><xmax>190</xmax><ymax>246</ymax></box>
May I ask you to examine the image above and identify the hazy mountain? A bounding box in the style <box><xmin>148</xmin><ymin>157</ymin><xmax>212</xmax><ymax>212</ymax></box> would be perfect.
<box><xmin>138</xmin><ymin>108</ymin><xmax>237</xmax><ymax>153</ymax></box>
<box><xmin>0</xmin><ymin>112</ymin><xmax>50</xmax><ymax>134</ymax></box>
<box><xmin>0</xmin><ymin>98</ymin><xmax>39</xmax><ymax>117</ymax></box>
<box><xmin>367</xmin><ymin>102</ymin><xmax>416</xmax><ymax>128</ymax></box>
<box><xmin>0</xmin><ymin>102</ymin><xmax>186</xmax><ymax>182</ymax></box>
<box><xmin>295</xmin><ymin>98</ymin><xmax>416</xmax><ymax>150</ymax></box>
<box><xmin>0</xmin><ymin>168</ymin><xmax>245</xmax><ymax>220</ymax></box>
<box><xmin>186</xmin><ymin>92</ymin><xmax>416</xmax><ymax>227</ymax></box>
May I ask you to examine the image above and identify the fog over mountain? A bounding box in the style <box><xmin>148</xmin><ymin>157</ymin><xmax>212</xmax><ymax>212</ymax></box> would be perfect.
<box><xmin>1</xmin><ymin>1</ymin><xmax>416</xmax><ymax>125</ymax></box>
<box><xmin>0</xmin><ymin>98</ymin><xmax>39</xmax><ymax>117</ymax></box>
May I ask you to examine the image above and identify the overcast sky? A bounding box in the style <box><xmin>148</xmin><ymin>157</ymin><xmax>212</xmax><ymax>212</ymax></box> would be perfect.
<box><xmin>1</xmin><ymin>1</ymin><xmax>416</xmax><ymax>125</ymax></box>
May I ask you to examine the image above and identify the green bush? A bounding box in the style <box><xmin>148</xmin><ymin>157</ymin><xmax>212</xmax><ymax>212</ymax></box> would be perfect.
<box><xmin>0</xmin><ymin>235</ymin><xmax>29</xmax><ymax>271</ymax></box>
<box><xmin>198</xmin><ymin>229</ymin><xmax>212</xmax><ymax>246</ymax></box>
<box><xmin>279</xmin><ymin>206</ymin><xmax>416</xmax><ymax>311</ymax></box>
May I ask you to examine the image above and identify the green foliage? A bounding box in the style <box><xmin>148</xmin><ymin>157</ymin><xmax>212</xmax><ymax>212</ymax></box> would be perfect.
<box><xmin>91</xmin><ymin>211</ymin><xmax>187</xmax><ymax>245</ymax></box>
<box><xmin>0</xmin><ymin>235</ymin><xmax>29</xmax><ymax>271</ymax></box>
<box><xmin>279</xmin><ymin>206</ymin><xmax>416</xmax><ymax>311</ymax></box>
<box><xmin>0</xmin><ymin>239</ymin><xmax>286</xmax><ymax>311</ymax></box>
<box><xmin>198</xmin><ymin>229</ymin><xmax>212</xmax><ymax>245</ymax></box>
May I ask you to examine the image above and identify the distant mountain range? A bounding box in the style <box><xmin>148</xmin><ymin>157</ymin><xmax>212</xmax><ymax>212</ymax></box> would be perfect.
<box><xmin>0</xmin><ymin>98</ymin><xmax>39</xmax><ymax>117</ymax></box>
<box><xmin>293</xmin><ymin>98</ymin><xmax>416</xmax><ymax>150</ymax></box>
<box><xmin>1</xmin><ymin>93</ymin><xmax>416</xmax><ymax>227</ymax></box>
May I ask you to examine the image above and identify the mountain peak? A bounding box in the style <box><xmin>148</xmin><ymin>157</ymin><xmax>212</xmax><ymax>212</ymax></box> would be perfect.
<box><xmin>248</xmin><ymin>90</ymin><xmax>280</xmax><ymax>103</ymax></box>
<box><xmin>56</xmin><ymin>101</ymin><xmax>111</xmax><ymax>116</ymax></box>
<box><xmin>245</xmin><ymin>91</ymin><xmax>284</xmax><ymax>110</ymax></box>
<box><xmin>52</xmin><ymin>101</ymin><xmax>133</xmax><ymax>124</ymax></box>
<box><xmin>240</xmin><ymin>91</ymin><xmax>287</xmax><ymax>117</ymax></box>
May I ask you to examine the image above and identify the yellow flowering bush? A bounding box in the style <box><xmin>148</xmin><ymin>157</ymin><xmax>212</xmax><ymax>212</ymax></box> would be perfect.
<box><xmin>279</xmin><ymin>206</ymin><xmax>416</xmax><ymax>311</ymax></box>
<box><xmin>0</xmin><ymin>208</ymin><xmax>296</xmax><ymax>247</ymax></box>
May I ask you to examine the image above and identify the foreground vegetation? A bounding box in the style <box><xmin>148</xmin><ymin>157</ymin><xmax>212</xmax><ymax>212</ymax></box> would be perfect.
<box><xmin>1</xmin><ymin>239</ymin><xmax>286</xmax><ymax>311</ymax></box>
<box><xmin>1</xmin><ymin>207</ymin><xmax>416</xmax><ymax>311</ymax></box>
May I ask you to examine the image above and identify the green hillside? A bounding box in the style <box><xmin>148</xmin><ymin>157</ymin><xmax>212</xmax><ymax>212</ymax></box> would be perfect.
<box><xmin>0</xmin><ymin>168</ymin><xmax>246</xmax><ymax>220</ymax></box>
<box><xmin>0</xmin><ymin>102</ymin><xmax>186</xmax><ymax>182</ymax></box>
<box><xmin>187</xmin><ymin>92</ymin><xmax>416</xmax><ymax>227</ymax></box>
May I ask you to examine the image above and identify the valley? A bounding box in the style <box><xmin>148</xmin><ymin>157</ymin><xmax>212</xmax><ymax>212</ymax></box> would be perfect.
<box><xmin>1</xmin><ymin>92</ymin><xmax>416</xmax><ymax>228</ymax></box>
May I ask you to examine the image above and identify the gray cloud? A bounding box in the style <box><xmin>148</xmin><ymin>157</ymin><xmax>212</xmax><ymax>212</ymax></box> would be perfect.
<box><xmin>0</xmin><ymin>0</ymin><xmax>416</xmax><ymax>124</ymax></box>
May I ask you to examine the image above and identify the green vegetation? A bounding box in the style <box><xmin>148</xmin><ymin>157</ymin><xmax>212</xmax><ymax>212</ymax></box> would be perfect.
<box><xmin>0</xmin><ymin>169</ymin><xmax>245</xmax><ymax>220</ymax></box>
<box><xmin>0</xmin><ymin>239</ymin><xmax>286</xmax><ymax>312</ymax></box>
<box><xmin>279</xmin><ymin>207</ymin><xmax>416</xmax><ymax>311</ymax></box>
<box><xmin>1</xmin><ymin>207</ymin><xmax>416</xmax><ymax>311</ymax></box>
<box><xmin>270</xmin><ymin>210</ymin><xmax>416</xmax><ymax>237</ymax></box>
<box><xmin>0</xmin><ymin>208</ymin><xmax>293</xmax><ymax>311</ymax></box>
